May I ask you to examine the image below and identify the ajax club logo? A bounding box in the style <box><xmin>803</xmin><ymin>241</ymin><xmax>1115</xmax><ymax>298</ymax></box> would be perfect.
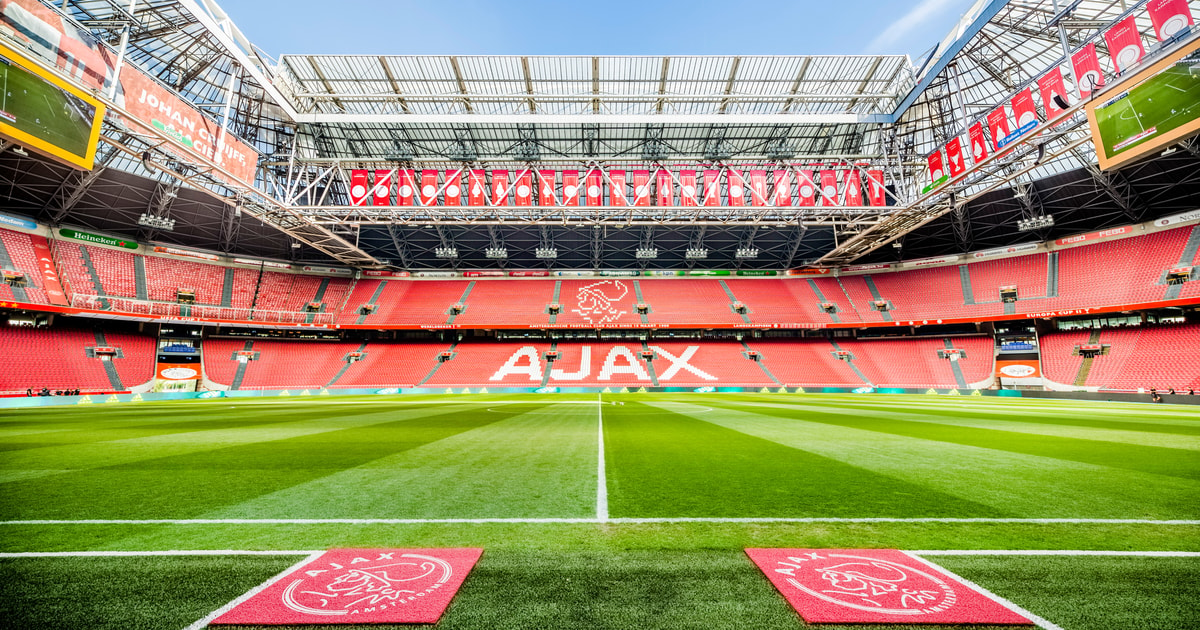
<box><xmin>573</xmin><ymin>280</ymin><xmax>629</xmax><ymax>325</ymax></box>
<box><xmin>281</xmin><ymin>552</ymin><xmax>453</xmax><ymax>616</ymax></box>
<box><xmin>773</xmin><ymin>552</ymin><xmax>955</xmax><ymax>616</ymax></box>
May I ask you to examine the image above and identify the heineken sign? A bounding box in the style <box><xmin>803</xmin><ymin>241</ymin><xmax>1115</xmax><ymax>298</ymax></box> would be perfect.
<box><xmin>59</xmin><ymin>228</ymin><xmax>138</xmax><ymax>250</ymax></box>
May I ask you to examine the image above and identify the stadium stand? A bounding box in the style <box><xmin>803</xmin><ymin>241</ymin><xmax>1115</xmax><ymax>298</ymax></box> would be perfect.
<box><xmin>639</xmin><ymin>280</ymin><xmax>744</xmax><ymax>327</ymax></box>
<box><xmin>0</xmin><ymin>326</ymin><xmax>155</xmax><ymax>394</ymax></box>
<box><xmin>1040</xmin><ymin>323</ymin><xmax>1200</xmax><ymax>391</ymax></box>
<box><xmin>453</xmin><ymin>280</ymin><xmax>555</xmax><ymax>327</ymax></box>
<box><xmin>751</xmin><ymin>339</ymin><xmax>868</xmax><ymax>388</ymax></box>
<box><xmin>329</xmin><ymin>342</ymin><xmax>450</xmax><ymax>389</ymax></box>
<box><xmin>202</xmin><ymin>339</ymin><xmax>362</xmax><ymax>390</ymax></box>
<box><xmin>0</xmin><ymin>229</ymin><xmax>49</xmax><ymax>304</ymax></box>
<box><xmin>839</xmin><ymin>336</ymin><xmax>994</xmax><ymax>389</ymax></box>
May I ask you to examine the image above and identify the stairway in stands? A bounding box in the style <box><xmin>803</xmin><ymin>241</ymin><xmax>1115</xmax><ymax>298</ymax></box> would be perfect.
<box><xmin>93</xmin><ymin>329</ymin><xmax>124</xmax><ymax>390</ymax></box>
<box><xmin>1073</xmin><ymin>329</ymin><xmax>1103</xmax><ymax>387</ymax></box>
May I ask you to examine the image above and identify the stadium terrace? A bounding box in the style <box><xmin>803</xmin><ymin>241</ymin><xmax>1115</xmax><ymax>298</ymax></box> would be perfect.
<box><xmin>0</xmin><ymin>0</ymin><xmax>1198</xmax><ymax>629</ymax></box>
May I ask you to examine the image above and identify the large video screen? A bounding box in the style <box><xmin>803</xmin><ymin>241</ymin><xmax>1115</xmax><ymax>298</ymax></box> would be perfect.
<box><xmin>0</xmin><ymin>41</ymin><xmax>103</xmax><ymax>170</ymax></box>
<box><xmin>1088</xmin><ymin>38</ymin><xmax>1200</xmax><ymax>170</ymax></box>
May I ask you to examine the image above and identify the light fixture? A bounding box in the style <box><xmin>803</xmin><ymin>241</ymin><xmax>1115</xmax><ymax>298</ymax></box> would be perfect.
<box><xmin>485</xmin><ymin>246</ymin><xmax>508</xmax><ymax>259</ymax></box>
<box><xmin>1017</xmin><ymin>215</ymin><xmax>1055</xmax><ymax>232</ymax></box>
<box><xmin>137</xmin><ymin>214</ymin><xmax>175</xmax><ymax>231</ymax></box>
<box><xmin>685</xmin><ymin>247</ymin><xmax>708</xmax><ymax>259</ymax></box>
<box><xmin>434</xmin><ymin>246</ymin><xmax>458</xmax><ymax>258</ymax></box>
<box><xmin>735</xmin><ymin>247</ymin><xmax>759</xmax><ymax>259</ymax></box>
<box><xmin>535</xmin><ymin>246</ymin><xmax>558</xmax><ymax>259</ymax></box>
<box><xmin>635</xmin><ymin>247</ymin><xmax>658</xmax><ymax>259</ymax></box>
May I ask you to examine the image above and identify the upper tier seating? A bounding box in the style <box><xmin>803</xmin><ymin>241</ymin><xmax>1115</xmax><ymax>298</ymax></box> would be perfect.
<box><xmin>639</xmin><ymin>280</ymin><xmax>745</xmax><ymax>326</ymax></box>
<box><xmin>0</xmin><ymin>229</ymin><xmax>49</xmax><ymax>304</ymax></box>
<box><xmin>0</xmin><ymin>326</ymin><xmax>155</xmax><ymax>394</ymax></box>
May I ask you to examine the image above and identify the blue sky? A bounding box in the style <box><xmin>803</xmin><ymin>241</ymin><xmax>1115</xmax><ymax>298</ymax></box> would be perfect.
<box><xmin>224</xmin><ymin>0</ymin><xmax>978</xmax><ymax>59</ymax></box>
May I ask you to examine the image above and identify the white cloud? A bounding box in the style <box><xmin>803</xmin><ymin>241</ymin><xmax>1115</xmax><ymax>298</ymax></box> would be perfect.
<box><xmin>865</xmin><ymin>0</ymin><xmax>964</xmax><ymax>54</ymax></box>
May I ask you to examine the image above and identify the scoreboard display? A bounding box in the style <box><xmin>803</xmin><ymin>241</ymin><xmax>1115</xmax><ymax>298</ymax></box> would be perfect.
<box><xmin>0</xmin><ymin>40</ymin><xmax>104</xmax><ymax>170</ymax></box>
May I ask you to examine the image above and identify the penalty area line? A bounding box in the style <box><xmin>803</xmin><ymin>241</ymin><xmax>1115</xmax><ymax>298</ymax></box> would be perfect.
<box><xmin>597</xmin><ymin>392</ymin><xmax>608</xmax><ymax>521</ymax></box>
<box><xmin>182</xmin><ymin>550</ymin><xmax>323</xmax><ymax>630</ymax></box>
<box><xmin>904</xmin><ymin>551</ymin><xmax>1065</xmax><ymax>630</ymax></box>
<box><xmin>3</xmin><ymin>517</ymin><xmax>1198</xmax><ymax>525</ymax></box>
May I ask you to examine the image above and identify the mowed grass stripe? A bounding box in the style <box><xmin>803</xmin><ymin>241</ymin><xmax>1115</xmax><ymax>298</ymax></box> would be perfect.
<box><xmin>0</xmin><ymin>414</ymin><xmax>321</xmax><ymax>452</ymax></box>
<box><xmin>650</xmin><ymin>401</ymin><xmax>1199</xmax><ymax>519</ymax></box>
<box><xmin>201</xmin><ymin>402</ymin><xmax>598</xmax><ymax>519</ymax></box>
<box><xmin>604</xmin><ymin>402</ymin><xmax>1001</xmax><ymax>518</ymax></box>
<box><xmin>820</xmin><ymin>396</ymin><xmax>1200</xmax><ymax>425</ymax></box>
<box><xmin>708</xmin><ymin>398</ymin><xmax>1200</xmax><ymax>481</ymax></box>
<box><xmin>0</xmin><ymin>405</ymin><xmax>522</xmax><ymax>520</ymax></box>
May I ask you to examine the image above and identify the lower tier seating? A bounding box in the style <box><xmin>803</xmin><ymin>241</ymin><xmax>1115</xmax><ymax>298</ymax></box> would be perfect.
<box><xmin>0</xmin><ymin>326</ymin><xmax>155</xmax><ymax>394</ymax></box>
<box><xmin>1040</xmin><ymin>324</ymin><xmax>1200</xmax><ymax>391</ymax></box>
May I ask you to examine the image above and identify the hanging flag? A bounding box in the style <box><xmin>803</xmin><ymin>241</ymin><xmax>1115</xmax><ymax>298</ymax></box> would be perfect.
<box><xmin>372</xmin><ymin>169</ymin><xmax>393</xmax><ymax>206</ymax></box>
<box><xmin>514</xmin><ymin>170</ymin><xmax>533</xmax><ymax>206</ymax></box>
<box><xmin>348</xmin><ymin>170</ymin><xmax>370</xmax><ymax>206</ymax></box>
<box><xmin>927</xmin><ymin>151</ymin><xmax>946</xmax><ymax>186</ymax></box>
<box><xmin>1147</xmin><ymin>0</ymin><xmax>1194</xmax><ymax>41</ymax></box>
<box><xmin>773</xmin><ymin>169</ymin><xmax>792</xmax><ymax>207</ymax></box>
<box><xmin>866</xmin><ymin>170</ymin><xmax>887</xmax><ymax>206</ymax></box>
<box><xmin>727</xmin><ymin>169</ymin><xmax>746</xmax><ymax>206</ymax></box>
<box><xmin>632</xmin><ymin>170</ymin><xmax>651</xmax><ymax>206</ymax></box>
<box><xmin>585</xmin><ymin>170</ymin><xmax>603</xmax><ymax>206</ymax></box>
<box><xmin>819</xmin><ymin>170</ymin><xmax>839</xmax><ymax>205</ymax></box>
<box><xmin>396</xmin><ymin>170</ymin><xmax>416</xmax><ymax>206</ymax></box>
<box><xmin>491</xmin><ymin>170</ymin><xmax>509</xmax><ymax>206</ymax></box>
<box><xmin>796</xmin><ymin>169</ymin><xmax>817</xmax><ymax>206</ymax></box>
<box><xmin>986</xmin><ymin>106</ymin><xmax>1012</xmax><ymax>151</ymax></box>
<box><xmin>679</xmin><ymin>170</ymin><xmax>698</xmax><ymax>206</ymax></box>
<box><xmin>1037</xmin><ymin>67</ymin><xmax>1070</xmax><ymax>119</ymax></box>
<box><xmin>656</xmin><ymin>170</ymin><xmax>673</xmax><ymax>206</ymax></box>
<box><xmin>703</xmin><ymin>170</ymin><xmax>721</xmax><ymax>206</ymax></box>
<box><xmin>444</xmin><ymin>169</ymin><xmax>463</xmax><ymax>206</ymax></box>
<box><xmin>609</xmin><ymin>170</ymin><xmax>627</xmax><ymax>206</ymax></box>
<box><xmin>538</xmin><ymin>170</ymin><xmax>557</xmax><ymax>206</ymax></box>
<box><xmin>1104</xmin><ymin>15</ymin><xmax>1145</xmax><ymax>73</ymax></box>
<box><xmin>968</xmin><ymin>122</ymin><xmax>990</xmax><ymax>163</ymax></box>
<box><xmin>562</xmin><ymin>170</ymin><xmax>580</xmax><ymax>206</ymax></box>
<box><xmin>419</xmin><ymin>170</ymin><xmax>439</xmax><ymax>206</ymax></box>
<box><xmin>467</xmin><ymin>169</ymin><xmax>486</xmax><ymax>206</ymax></box>
<box><xmin>843</xmin><ymin>169</ymin><xmax>864</xmax><ymax>206</ymax></box>
<box><xmin>748</xmin><ymin>170</ymin><xmax>768</xmax><ymax>206</ymax></box>
<box><xmin>1072</xmin><ymin>43</ymin><xmax>1105</xmax><ymax>99</ymax></box>
<box><xmin>945</xmin><ymin>137</ymin><xmax>967</xmax><ymax>178</ymax></box>
<box><xmin>1011</xmin><ymin>87</ymin><xmax>1039</xmax><ymax>128</ymax></box>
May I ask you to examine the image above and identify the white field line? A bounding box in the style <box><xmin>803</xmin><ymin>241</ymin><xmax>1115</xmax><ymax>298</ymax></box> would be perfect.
<box><xmin>597</xmin><ymin>393</ymin><xmax>608</xmax><ymax>521</ymax></box>
<box><xmin>4</xmin><ymin>517</ymin><xmax>1198</xmax><ymax>525</ymax></box>
<box><xmin>912</xmin><ymin>550</ymin><xmax>1200</xmax><ymax>556</ymax></box>
<box><xmin>182</xmin><ymin>550</ymin><xmax>323</xmax><ymax>630</ymax></box>
<box><xmin>904</xmin><ymin>551</ymin><xmax>1066</xmax><ymax>630</ymax></box>
<box><xmin>3</xmin><ymin>549</ymin><xmax>1194</xmax><ymax>558</ymax></box>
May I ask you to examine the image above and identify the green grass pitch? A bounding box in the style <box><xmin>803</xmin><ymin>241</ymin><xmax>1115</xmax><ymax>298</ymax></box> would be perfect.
<box><xmin>0</xmin><ymin>54</ymin><xmax>95</xmax><ymax>158</ymax></box>
<box><xmin>1</xmin><ymin>393</ymin><xmax>1197</xmax><ymax>629</ymax></box>
<box><xmin>1094</xmin><ymin>52</ymin><xmax>1200</xmax><ymax>158</ymax></box>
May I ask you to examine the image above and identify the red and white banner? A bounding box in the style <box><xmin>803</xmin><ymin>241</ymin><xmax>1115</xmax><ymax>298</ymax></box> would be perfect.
<box><xmin>157</xmin><ymin>363</ymin><xmax>200</xmax><ymax>381</ymax></box>
<box><xmin>514</xmin><ymin>170</ymin><xmax>533</xmax><ymax>206</ymax></box>
<box><xmin>727</xmin><ymin>169</ymin><xmax>746</xmax><ymax>206</ymax></box>
<box><xmin>866</xmin><ymin>170</ymin><xmax>886</xmax><ymax>207</ymax></box>
<box><xmin>373</xmin><ymin>169</ymin><xmax>392</xmax><ymax>206</ymax></box>
<box><xmin>1010</xmin><ymin>87</ymin><xmax>1039</xmax><ymax>128</ymax></box>
<box><xmin>538</xmin><ymin>170</ymin><xmax>557</xmax><ymax>206</ymax></box>
<box><xmin>1072</xmin><ymin>43</ymin><xmax>1106</xmax><ymax>99</ymax></box>
<box><xmin>348</xmin><ymin>170</ymin><xmax>370</xmax><ymax>206</ymax></box>
<box><xmin>656</xmin><ymin>170</ymin><xmax>674</xmax><ymax>206</ymax></box>
<box><xmin>745</xmin><ymin>549</ymin><xmax>1032</xmax><ymax>625</ymax></box>
<box><xmin>419</xmin><ymin>170</ymin><xmax>439</xmax><ymax>206</ymax></box>
<box><xmin>211</xmin><ymin>548</ymin><xmax>483</xmax><ymax>626</ymax></box>
<box><xmin>1055</xmin><ymin>225</ymin><xmax>1133</xmax><ymax>246</ymax></box>
<box><xmin>703</xmin><ymin>170</ymin><xmax>722</xmax><ymax>206</ymax></box>
<box><xmin>679</xmin><ymin>170</ymin><xmax>698</xmax><ymax>206</ymax></box>
<box><xmin>632</xmin><ymin>170</ymin><xmax>651</xmax><ymax>206</ymax></box>
<box><xmin>945</xmin><ymin>137</ymin><xmax>966</xmax><ymax>178</ymax></box>
<box><xmin>842</xmin><ymin>169</ymin><xmax>863</xmax><ymax>206</ymax></box>
<box><xmin>491</xmin><ymin>170</ymin><xmax>509</xmax><ymax>206</ymax></box>
<box><xmin>1037</xmin><ymin>67</ymin><xmax>1070</xmax><ymax>119</ymax></box>
<box><xmin>773</xmin><ymin>169</ymin><xmax>792</xmax><ymax>207</ymax></box>
<box><xmin>444</xmin><ymin>169</ymin><xmax>463</xmax><ymax>206</ymax></box>
<box><xmin>797</xmin><ymin>170</ymin><xmax>817</xmax><ymax>206</ymax></box>
<box><xmin>1105</xmin><ymin>15</ymin><xmax>1145</xmax><ymax>73</ymax></box>
<box><xmin>29</xmin><ymin>235</ymin><xmax>67</xmax><ymax>306</ymax></box>
<box><xmin>819</xmin><ymin>170</ymin><xmax>839</xmax><ymax>205</ymax></box>
<box><xmin>586</xmin><ymin>170</ymin><xmax>604</xmax><ymax>206</ymax></box>
<box><xmin>986</xmin><ymin>106</ymin><xmax>1012</xmax><ymax>150</ymax></box>
<box><xmin>1147</xmin><ymin>0</ymin><xmax>1194</xmax><ymax>41</ymax></box>
<box><xmin>467</xmin><ymin>170</ymin><xmax>486</xmax><ymax>206</ymax></box>
<box><xmin>927</xmin><ymin>151</ymin><xmax>945</xmax><ymax>185</ymax></box>
<box><xmin>562</xmin><ymin>170</ymin><xmax>580</xmax><ymax>206</ymax></box>
<box><xmin>397</xmin><ymin>170</ymin><xmax>416</xmax><ymax>206</ymax></box>
<box><xmin>968</xmin><ymin>121</ymin><xmax>990</xmax><ymax>163</ymax></box>
<box><xmin>608</xmin><ymin>170</ymin><xmax>627</xmax><ymax>206</ymax></box>
<box><xmin>748</xmin><ymin>170</ymin><xmax>768</xmax><ymax>206</ymax></box>
<box><xmin>154</xmin><ymin>246</ymin><xmax>219</xmax><ymax>261</ymax></box>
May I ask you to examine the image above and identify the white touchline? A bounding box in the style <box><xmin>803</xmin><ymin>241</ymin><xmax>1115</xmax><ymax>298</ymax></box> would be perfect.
<box><xmin>912</xmin><ymin>550</ymin><xmax>1200</xmax><ymax>556</ymax></box>
<box><xmin>4</xmin><ymin>517</ymin><xmax>1197</xmax><ymax>525</ymax></box>
<box><xmin>597</xmin><ymin>393</ymin><xmax>608</xmax><ymax>521</ymax></box>
<box><xmin>182</xmin><ymin>551</ymin><xmax>323</xmax><ymax>630</ymax></box>
<box><xmin>3</xmin><ymin>549</ymin><xmax>1193</xmax><ymax>558</ymax></box>
<box><xmin>903</xmin><ymin>551</ymin><xmax>1066</xmax><ymax>630</ymax></box>
<box><xmin>0</xmin><ymin>550</ymin><xmax>320</xmax><ymax>557</ymax></box>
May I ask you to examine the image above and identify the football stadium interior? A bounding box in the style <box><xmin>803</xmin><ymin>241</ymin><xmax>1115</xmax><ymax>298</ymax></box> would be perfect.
<box><xmin>1</xmin><ymin>0</ymin><xmax>1199</xmax><ymax>628</ymax></box>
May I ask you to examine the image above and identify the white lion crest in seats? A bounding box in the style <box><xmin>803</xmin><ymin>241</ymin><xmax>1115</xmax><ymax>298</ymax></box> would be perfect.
<box><xmin>572</xmin><ymin>280</ymin><xmax>628</xmax><ymax>325</ymax></box>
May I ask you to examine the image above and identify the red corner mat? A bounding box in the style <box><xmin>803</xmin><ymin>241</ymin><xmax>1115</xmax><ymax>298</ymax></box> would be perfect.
<box><xmin>745</xmin><ymin>548</ymin><xmax>1032</xmax><ymax>625</ymax></box>
<box><xmin>211</xmin><ymin>548</ymin><xmax>482</xmax><ymax>625</ymax></box>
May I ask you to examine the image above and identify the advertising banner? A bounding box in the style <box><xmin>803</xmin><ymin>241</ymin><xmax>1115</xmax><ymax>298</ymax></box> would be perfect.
<box><xmin>562</xmin><ymin>170</ymin><xmax>580</xmax><ymax>206</ymax></box>
<box><xmin>608</xmin><ymin>170</ymin><xmax>627</xmax><ymax>206</ymax></box>
<box><xmin>727</xmin><ymin>169</ymin><xmax>746</xmax><ymax>206</ymax></box>
<box><xmin>513</xmin><ymin>170</ymin><xmax>532</xmax><ymax>206</ymax></box>
<box><xmin>30</xmin><ymin>234</ymin><xmax>67</xmax><ymax>305</ymax></box>
<box><xmin>968</xmin><ymin>121</ymin><xmax>990</xmax><ymax>163</ymax></box>
<box><xmin>468</xmin><ymin>169</ymin><xmax>486</xmax><ymax>206</ymax></box>
<box><xmin>1011</xmin><ymin>87</ymin><xmax>1039</xmax><ymax>127</ymax></box>
<box><xmin>703</xmin><ymin>170</ymin><xmax>721</xmax><ymax>206</ymax></box>
<box><xmin>996</xmin><ymin>357</ymin><xmax>1042</xmax><ymax>381</ymax></box>
<box><xmin>585</xmin><ymin>170</ymin><xmax>603</xmax><ymax>206</ymax></box>
<box><xmin>1105</xmin><ymin>15</ymin><xmax>1145</xmax><ymax>73</ymax></box>
<box><xmin>491</xmin><ymin>170</ymin><xmax>509</xmax><ymax>206</ymax></box>
<box><xmin>986</xmin><ymin>106</ymin><xmax>1011</xmax><ymax>151</ymax></box>
<box><xmin>153</xmin><ymin>246</ymin><xmax>218</xmax><ymax>261</ymax></box>
<box><xmin>1072</xmin><ymin>43</ymin><xmax>1106</xmax><ymax>99</ymax></box>
<box><xmin>444</xmin><ymin>169</ymin><xmax>463</xmax><ymax>206</ymax></box>
<box><xmin>348</xmin><ymin>170</ymin><xmax>369</xmax><ymax>206</ymax></box>
<box><xmin>797</xmin><ymin>169</ymin><xmax>817</xmax><ymax>206</ymax></box>
<box><xmin>58</xmin><ymin>228</ymin><xmax>136</xmax><ymax>249</ymax></box>
<box><xmin>656</xmin><ymin>169</ymin><xmax>673</xmax><ymax>206</ymax></box>
<box><xmin>0</xmin><ymin>212</ymin><xmax>38</xmax><ymax>231</ymax></box>
<box><xmin>1147</xmin><ymin>0</ymin><xmax>1194</xmax><ymax>41</ymax></box>
<box><xmin>1038</xmin><ymin>67</ymin><xmax>1070</xmax><ymax>119</ymax></box>
<box><xmin>866</xmin><ymin>170</ymin><xmax>886</xmax><ymax>206</ymax></box>
<box><xmin>773</xmin><ymin>169</ymin><xmax>792</xmax><ymax>207</ymax></box>
<box><xmin>819</xmin><ymin>170</ymin><xmax>838</xmax><ymax>205</ymax></box>
<box><xmin>420</xmin><ymin>169</ymin><xmax>439</xmax><ymax>206</ymax></box>
<box><xmin>679</xmin><ymin>170</ymin><xmax>698</xmax><ymax>206</ymax></box>
<box><xmin>372</xmin><ymin>169</ymin><xmax>392</xmax><ymax>206</ymax></box>
<box><xmin>1154</xmin><ymin>209</ymin><xmax>1200</xmax><ymax>227</ymax></box>
<box><xmin>632</xmin><ymin>170</ymin><xmax>651</xmax><ymax>206</ymax></box>
<box><xmin>749</xmin><ymin>169</ymin><xmax>768</xmax><ymax>206</ymax></box>
<box><xmin>927</xmin><ymin>150</ymin><xmax>946</xmax><ymax>185</ymax></box>
<box><xmin>945</xmin><ymin>137</ymin><xmax>966</xmax><ymax>177</ymax></box>
<box><xmin>842</xmin><ymin>169</ymin><xmax>863</xmax><ymax>206</ymax></box>
<box><xmin>397</xmin><ymin>169</ymin><xmax>416</xmax><ymax>206</ymax></box>
<box><xmin>1055</xmin><ymin>225</ymin><xmax>1133</xmax><ymax>246</ymax></box>
<box><xmin>537</xmin><ymin>169</ymin><xmax>556</xmax><ymax>206</ymax></box>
